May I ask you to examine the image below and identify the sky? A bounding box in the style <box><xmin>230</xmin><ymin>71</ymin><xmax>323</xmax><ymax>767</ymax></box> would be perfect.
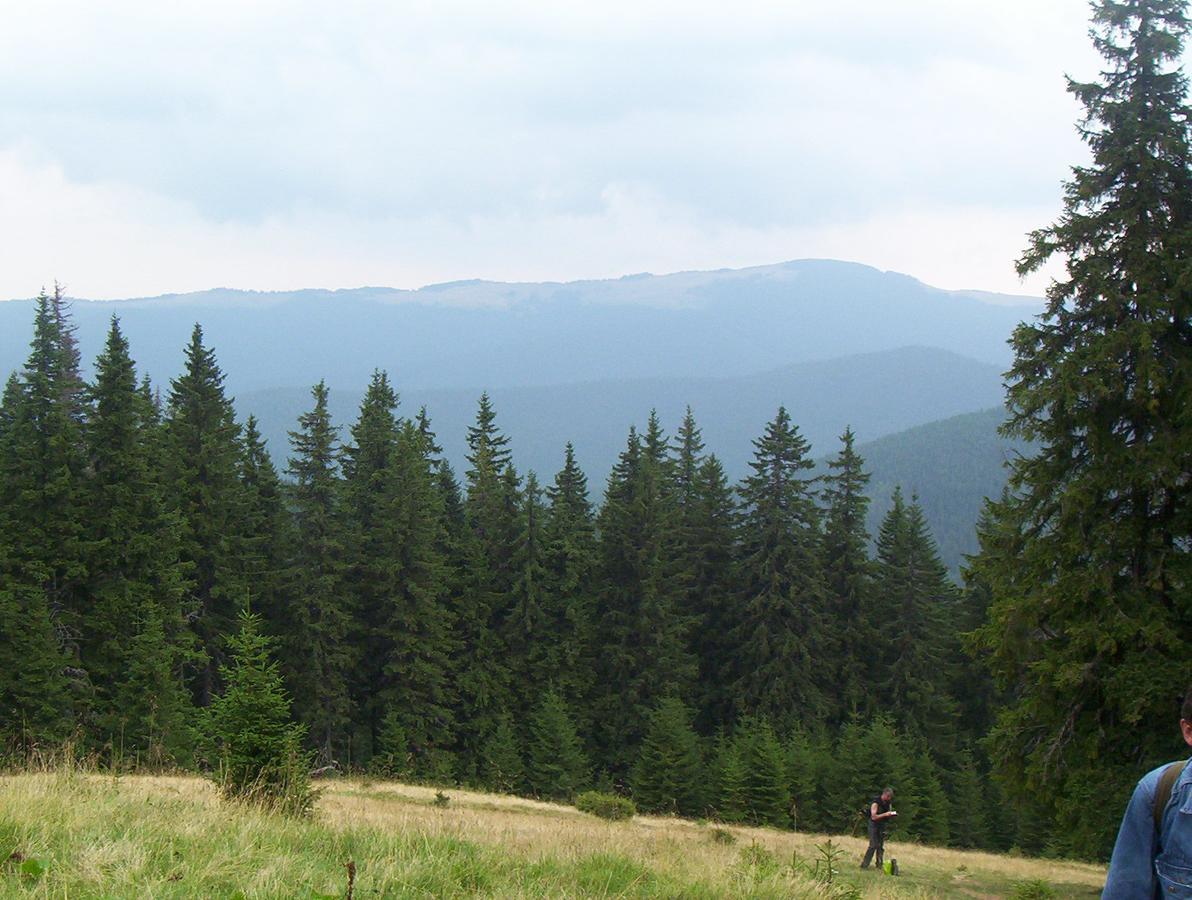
<box><xmin>0</xmin><ymin>1</ymin><xmax>1110</xmax><ymax>300</ymax></box>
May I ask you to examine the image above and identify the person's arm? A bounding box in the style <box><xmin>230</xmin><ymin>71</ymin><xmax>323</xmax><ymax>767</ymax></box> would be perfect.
<box><xmin>1102</xmin><ymin>773</ymin><xmax>1159</xmax><ymax>899</ymax></box>
<box><xmin>870</xmin><ymin>802</ymin><xmax>896</xmax><ymax>821</ymax></box>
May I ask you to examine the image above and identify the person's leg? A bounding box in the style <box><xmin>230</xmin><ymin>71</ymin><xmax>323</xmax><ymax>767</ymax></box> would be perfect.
<box><xmin>861</xmin><ymin>822</ymin><xmax>878</xmax><ymax>868</ymax></box>
<box><xmin>875</xmin><ymin>828</ymin><xmax>885</xmax><ymax>867</ymax></box>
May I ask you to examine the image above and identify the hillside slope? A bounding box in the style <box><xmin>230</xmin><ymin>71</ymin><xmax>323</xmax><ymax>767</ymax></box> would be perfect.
<box><xmin>0</xmin><ymin>773</ymin><xmax>1106</xmax><ymax>898</ymax></box>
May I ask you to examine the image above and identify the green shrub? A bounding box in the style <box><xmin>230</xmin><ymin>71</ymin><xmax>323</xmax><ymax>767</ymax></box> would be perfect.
<box><xmin>575</xmin><ymin>791</ymin><xmax>635</xmax><ymax>821</ymax></box>
<box><xmin>1008</xmin><ymin>879</ymin><xmax>1058</xmax><ymax>900</ymax></box>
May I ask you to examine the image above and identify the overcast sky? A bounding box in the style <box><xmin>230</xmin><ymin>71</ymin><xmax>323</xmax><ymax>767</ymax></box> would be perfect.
<box><xmin>0</xmin><ymin>1</ymin><xmax>1113</xmax><ymax>300</ymax></box>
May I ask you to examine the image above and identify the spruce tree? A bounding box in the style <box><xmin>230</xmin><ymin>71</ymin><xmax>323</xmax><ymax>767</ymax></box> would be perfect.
<box><xmin>542</xmin><ymin>444</ymin><xmax>598</xmax><ymax>735</ymax></box>
<box><xmin>205</xmin><ymin>610</ymin><xmax>313</xmax><ymax>815</ymax></box>
<box><xmin>728</xmin><ymin>407</ymin><xmax>827</xmax><ymax>726</ymax></box>
<box><xmin>374</xmin><ymin>421</ymin><xmax>456</xmax><ymax>776</ymax></box>
<box><xmin>669</xmin><ymin>410</ymin><xmax>738</xmax><ymax>732</ymax></box>
<box><xmin>81</xmin><ymin>317</ymin><xmax>191</xmax><ymax>761</ymax></box>
<box><xmin>480</xmin><ymin>712</ymin><xmax>525</xmax><ymax>794</ymax></box>
<box><xmin>525</xmin><ymin>690</ymin><xmax>589</xmax><ymax>801</ymax></box>
<box><xmin>239</xmin><ymin>416</ymin><xmax>292</xmax><ymax>640</ymax></box>
<box><xmin>820</xmin><ymin>428</ymin><xmax>873</xmax><ymax>721</ymax></box>
<box><xmin>0</xmin><ymin>291</ymin><xmax>89</xmax><ymax>713</ymax></box>
<box><xmin>340</xmin><ymin>371</ymin><xmax>401</xmax><ymax>761</ymax></box>
<box><xmin>282</xmin><ymin>380</ymin><xmax>351</xmax><ymax>762</ymax></box>
<box><xmin>974</xmin><ymin>0</ymin><xmax>1192</xmax><ymax>858</ymax></box>
<box><xmin>733</xmin><ymin>716</ymin><xmax>792</xmax><ymax>828</ymax></box>
<box><xmin>505</xmin><ymin>472</ymin><xmax>551</xmax><ymax>721</ymax></box>
<box><xmin>946</xmin><ymin>749</ymin><xmax>990</xmax><ymax>849</ymax></box>
<box><xmin>785</xmin><ymin>725</ymin><xmax>831</xmax><ymax>832</ymax></box>
<box><xmin>872</xmin><ymin>490</ymin><xmax>960</xmax><ymax>754</ymax></box>
<box><xmin>164</xmin><ymin>324</ymin><xmax>248</xmax><ymax>707</ymax></box>
<box><xmin>593</xmin><ymin>419</ymin><xmax>695</xmax><ymax>776</ymax></box>
<box><xmin>631</xmin><ymin>697</ymin><xmax>706</xmax><ymax>816</ymax></box>
<box><xmin>453</xmin><ymin>395</ymin><xmax>519</xmax><ymax>775</ymax></box>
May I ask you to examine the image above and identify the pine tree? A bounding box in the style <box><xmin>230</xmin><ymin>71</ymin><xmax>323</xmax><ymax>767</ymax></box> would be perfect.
<box><xmin>282</xmin><ymin>380</ymin><xmax>351</xmax><ymax>762</ymax></box>
<box><xmin>81</xmin><ymin>317</ymin><xmax>191</xmax><ymax>761</ymax></box>
<box><xmin>340</xmin><ymin>371</ymin><xmax>401</xmax><ymax>761</ymax></box>
<box><xmin>0</xmin><ymin>291</ymin><xmax>89</xmax><ymax>719</ymax></box>
<box><xmin>505</xmin><ymin>472</ymin><xmax>551</xmax><ymax>721</ymax></box>
<box><xmin>820</xmin><ymin>428</ymin><xmax>873</xmax><ymax>721</ymax></box>
<box><xmin>525</xmin><ymin>690</ymin><xmax>589</xmax><ymax>801</ymax></box>
<box><xmin>205</xmin><ymin>610</ymin><xmax>314</xmax><ymax>815</ymax></box>
<box><xmin>946</xmin><ymin>749</ymin><xmax>989</xmax><ymax>849</ymax></box>
<box><xmin>713</xmin><ymin>732</ymin><xmax>748</xmax><ymax>824</ymax></box>
<box><xmin>450</xmin><ymin>396</ymin><xmax>520</xmax><ymax>778</ymax></box>
<box><xmin>785</xmin><ymin>725</ymin><xmax>831</xmax><ymax>832</ymax></box>
<box><xmin>669</xmin><ymin>410</ymin><xmax>738</xmax><ymax>732</ymax></box>
<box><xmin>238</xmin><ymin>416</ymin><xmax>291</xmax><ymax>640</ymax></box>
<box><xmin>164</xmin><ymin>324</ymin><xmax>248</xmax><ymax>707</ymax></box>
<box><xmin>728</xmin><ymin>407</ymin><xmax>827</xmax><ymax>726</ymax></box>
<box><xmin>542</xmin><ymin>444</ymin><xmax>597</xmax><ymax>734</ymax></box>
<box><xmin>593</xmin><ymin>419</ymin><xmax>695</xmax><ymax>776</ymax></box>
<box><xmin>973</xmin><ymin>0</ymin><xmax>1192</xmax><ymax>858</ymax></box>
<box><xmin>374</xmin><ymin>421</ymin><xmax>456</xmax><ymax>775</ymax></box>
<box><xmin>872</xmin><ymin>489</ymin><xmax>960</xmax><ymax>755</ymax></box>
<box><xmin>631</xmin><ymin>697</ymin><xmax>706</xmax><ymax>816</ymax></box>
<box><xmin>733</xmin><ymin>716</ymin><xmax>792</xmax><ymax>828</ymax></box>
<box><xmin>480</xmin><ymin>712</ymin><xmax>525</xmax><ymax>794</ymax></box>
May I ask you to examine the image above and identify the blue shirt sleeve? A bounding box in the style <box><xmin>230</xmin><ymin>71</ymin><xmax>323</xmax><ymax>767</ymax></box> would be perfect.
<box><xmin>1103</xmin><ymin>770</ymin><xmax>1161</xmax><ymax>899</ymax></box>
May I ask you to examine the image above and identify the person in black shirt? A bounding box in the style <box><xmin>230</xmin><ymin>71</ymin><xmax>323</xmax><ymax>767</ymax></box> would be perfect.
<box><xmin>860</xmin><ymin>787</ymin><xmax>896</xmax><ymax>869</ymax></box>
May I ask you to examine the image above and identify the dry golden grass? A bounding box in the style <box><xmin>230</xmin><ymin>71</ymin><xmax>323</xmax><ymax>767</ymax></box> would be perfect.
<box><xmin>0</xmin><ymin>772</ymin><xmax>1107</xmax><ymax>898</ymax></box>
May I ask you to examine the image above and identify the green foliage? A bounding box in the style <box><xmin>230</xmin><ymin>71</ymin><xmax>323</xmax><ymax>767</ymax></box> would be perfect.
<box><xmin>205</xmin><ymin>611</ymin><xmax>315</xmax><ymax>816</ymax></box>
<box><xmin>973</xmin><ymin>0</ymin><xmax>1192</xmax><ymax>858</ymax></box>
<box><xmin>732</xmin><ymin>717</ymin><xmax>791</xmax><ymax>828</ymax></box>
<box><xmin>631</xmin><ymin>697</ymin><xmax>706</xmax><ymax>816</ymax></box>
<box><xmin>729</xmin><ymin>406</ymin><xmax>827</xmax><ymax>726</ymax></box>
<box><xmin>1008</xmin><ymin>879</ymin><xmax>1057</xmax><ymax>900</ymax></box>
<box><xmin>525</xmin><ymin>691</ymin><xmax>589</xmax><ymax>801</ymax></box>
<box><xmin>575</xmin><ymin>791</ymin><xmax>635</xmax><ymax>821</ymax></box>
<box><xmin>479</xmin><ymin>713</ymin><xmax>524</xmax><ymax>795</ymax></box>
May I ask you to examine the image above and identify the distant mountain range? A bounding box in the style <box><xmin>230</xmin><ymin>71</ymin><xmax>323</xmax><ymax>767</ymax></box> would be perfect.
<box><xmin>1</xmin><ymin>259</ymin><xmax>1038</xmax><ymax>393</ymax></box>
<box><xmin>0</xmin><ymin>258</ymin><xmax>1039</xmax><ymax>570</ymax></box>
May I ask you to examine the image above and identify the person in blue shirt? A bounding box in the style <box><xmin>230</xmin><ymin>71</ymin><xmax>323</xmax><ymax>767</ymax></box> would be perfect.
<box><xmin>1103</xmin><ymin>686</ymin><xmax>1192</xmax><ymax>898</ymax></box>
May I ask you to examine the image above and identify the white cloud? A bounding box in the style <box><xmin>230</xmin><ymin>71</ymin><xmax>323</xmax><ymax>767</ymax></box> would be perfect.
<box><xmin>0</xmin><ymin>0</ymin><xmax>1109</xmax><ymax>297</ymax></box>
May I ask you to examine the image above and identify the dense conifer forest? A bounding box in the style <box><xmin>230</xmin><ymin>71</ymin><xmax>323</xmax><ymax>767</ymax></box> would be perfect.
<box><xmin>0</xmin><ymin>293</ymin><xmax>1014</xmax><ymax>850</ymax></box>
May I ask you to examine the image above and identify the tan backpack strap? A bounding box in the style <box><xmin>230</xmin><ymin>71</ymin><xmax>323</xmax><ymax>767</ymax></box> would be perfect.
<box><xmin>1153</xmin><ymin>759</ymin><xmax>1188</xmax><ymax>832</ymax></box>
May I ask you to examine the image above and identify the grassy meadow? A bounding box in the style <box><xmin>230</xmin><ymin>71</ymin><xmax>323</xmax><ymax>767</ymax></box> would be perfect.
<box><xmin>0</xmin><ymin>770</ymin><xmax>1106</xmax><ymax>898</ymax></box>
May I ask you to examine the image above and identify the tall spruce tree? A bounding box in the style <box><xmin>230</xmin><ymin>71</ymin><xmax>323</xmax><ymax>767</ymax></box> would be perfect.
<box><xmin>165</xmin><ymin>324</ymin><xmax>248</xmax><ymax>707</ymax></box>
<box><xmin>872</xmin><ymin>490</ymin><xmax>960</xmax><ymax>755</ymax></box>
<box><xmin>374</xmin><ymin>420</ymin><xmax>456</xmax><ymax>776</ymax></box>
<box><xmin>505</xmin><ymin>472</ymin><xmax>551</xmax><ymax>721</ymax></box>
<box><xmin>0</xmin><ymin>292</ymin><xmax>89</xmax><ymax>741</ymax></box>
<box><xmin>282</xmin><ymin>380</ymin><xmax>351</xmax><ymax>762</ymax></box>
<box><xmin>239</xmin><ymin>416</ymin><xmax>292</xmax><ymax>640</ymax></box>
<box><xmin>340</xmin><ymin>371</ymin><xmax>402</xmax><ymax>761</ymax></box>
<box><xmin>669</xmin><ymin>410</ymin><xmax>738</xmax><ymax>732</ymax></box>
<box><xmin>542</xmin><ymin>444</ymin><xmax>598</xmax><ymax>733</ymax></box>
<box><xmin>820</xmin><ymin>428</ymin><xmax>874</xmax><ymax>721</ymax></box>
<box><xmin>728</xmin><ymin>407</ymin><xmax>827</xmax><ymax>726</ymax></box>
<box><xmin>593</xmin><ymin>419</ymin><xmax>695</xmax><ymax>776</ymax></box>
<box><xmin>81</xmin><ymin>317</ymin><xmax>191</xmax><ymax>761</ymax></box>
<box><xmin>973</xmin><ymin>0</ymin><xmax>1192</xmax><ymax>859</ymax></box>
<box><xmin>453</xmin><ymin>395</ymin><xmax>519</xmax><ymax>777</ymax></box>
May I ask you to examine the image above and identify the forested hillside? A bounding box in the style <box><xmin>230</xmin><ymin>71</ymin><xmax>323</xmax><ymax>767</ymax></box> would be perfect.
<box><xmin>0</xmin><ymin>293</ymin><xmax>1019</xmax><ymax>851</ymax></box>
<box><xmin>859</xmin><ymin>408</ymin><xmax>1029</xmax><ymax>569</ymax></box>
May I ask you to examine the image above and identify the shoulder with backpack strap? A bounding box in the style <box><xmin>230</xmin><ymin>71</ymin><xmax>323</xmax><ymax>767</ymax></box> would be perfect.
<box><xmin>1153</xmin><ymin>759</ymin><xmax>1189</xmax><ymax>831</ymax></box>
